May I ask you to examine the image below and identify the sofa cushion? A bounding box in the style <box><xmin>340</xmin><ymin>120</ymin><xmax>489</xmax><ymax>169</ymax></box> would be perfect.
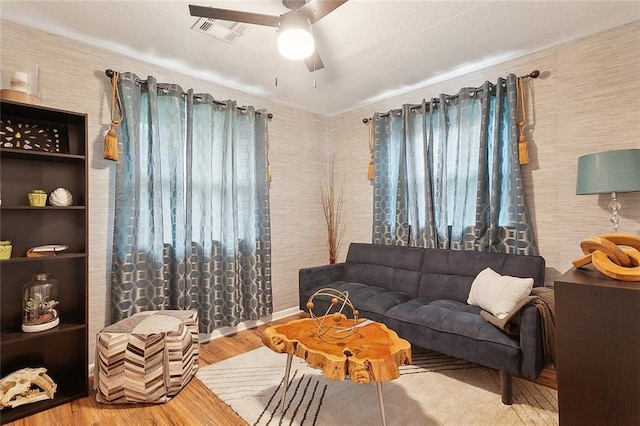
<box><xmin>343</xmin><ymin>243</ymin><xmax>425</xmax><ymax>297</ymax></box>
<box><xmin>384</xmin><ymin>298</ymin><xmax>518</xmax><ymax>348</ymax></box>
<box><xmin>467</xmin><ymin>267</ymin><xmax>534</xmax><ymax>319</ymax></box>
<box><xmin>419</xmin><ymin>249</ymin><xmax>545</xmax><ymax>303</ymax></box>
<box><xmin>301</xmin><ymin>281</ymin><xmax>411</xmax><ymax>322</ymax></box>
<box><xmin>383</xmin><ymin>298</ymin><xmax>522</xmax><ymax>374</ymax></box>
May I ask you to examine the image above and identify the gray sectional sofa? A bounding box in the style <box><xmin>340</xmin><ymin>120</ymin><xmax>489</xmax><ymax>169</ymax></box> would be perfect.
<box><xmin>298</xmin><ymin>242</ymin><xmax>546</xmax><ymax>404</ymax></box>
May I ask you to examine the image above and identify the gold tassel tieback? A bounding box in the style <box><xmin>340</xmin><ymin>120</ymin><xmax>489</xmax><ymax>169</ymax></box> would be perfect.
<box><xmin>516</xmin><ymin>77</ymin><xmax>530</xmax><ymax>165</ymax></box>
<box><xmin>518</xmin><ymin>125</ymin><xmax>530</xmax><ymax>165</ymax></box>
<box><xmin>103</xmin><ymin>71</ymin><xmax>123</xmax><ymax>161</ymax></box>
<box><xmin>104</xmin><ymin>125</ymin><xmax>119</xmax><ymax>161</ymax></box>
<box><xmin>367</xmin><ymin>119</ymin><xmax>374</xmax><ymax>180</ymax></box>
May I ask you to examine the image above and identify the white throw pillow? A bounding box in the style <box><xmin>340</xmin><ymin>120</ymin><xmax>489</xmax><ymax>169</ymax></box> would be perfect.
<box><xmin>467</xmin><ymin>267</ymin><xmax>534</xmax><ymax>319</ymax></box>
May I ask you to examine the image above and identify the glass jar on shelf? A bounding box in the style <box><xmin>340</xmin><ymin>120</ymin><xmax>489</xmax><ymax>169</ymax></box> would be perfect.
<box><xmin>22</xmin><ymin>273</ymin><xmax>60</xmax><ymax>332</ymax></box>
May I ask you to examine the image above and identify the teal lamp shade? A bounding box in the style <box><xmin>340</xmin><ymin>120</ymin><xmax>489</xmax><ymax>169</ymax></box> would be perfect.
<box><xmin>576</xmin><ymin>149</ymin><xmax>640</xmax><ymax>195</ymax></box>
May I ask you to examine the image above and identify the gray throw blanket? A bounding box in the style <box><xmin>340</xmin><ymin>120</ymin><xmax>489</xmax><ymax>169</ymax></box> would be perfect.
<box><xmin>480</xmin><ymin>286</ymin><xmax>556</xmax><ymax>367</ymax></box>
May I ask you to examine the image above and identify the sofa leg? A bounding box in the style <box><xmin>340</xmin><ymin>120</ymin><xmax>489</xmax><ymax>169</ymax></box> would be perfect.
<box><xmin>500</xmin><ymin>371</ymin><xmax>513</xmax><ymax>405</ymax></box>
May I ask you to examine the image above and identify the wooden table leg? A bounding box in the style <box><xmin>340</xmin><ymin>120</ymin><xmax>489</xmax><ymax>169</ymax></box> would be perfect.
<box><xmin>376</xmin><ymin>381</ymin><xmax>387</xmax><ymax>426</ymax></box>
<box><xmin>281</xmin><ymin>353</ymin><xmax>293</xmax><ymax>413</ymax></box>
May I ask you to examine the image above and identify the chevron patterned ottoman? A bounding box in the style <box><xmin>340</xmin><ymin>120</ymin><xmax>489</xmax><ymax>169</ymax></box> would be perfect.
<box><xmin>94</xmin><ymin>310</ymin><xmax>199</xmax><ymax>404</ymax></box>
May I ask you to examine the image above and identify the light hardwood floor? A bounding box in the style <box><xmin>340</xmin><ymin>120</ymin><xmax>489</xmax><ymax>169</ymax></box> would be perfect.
<box><xmin>4</xmin><ymin>313</ymin><xmax>556</xmax><ymax>425</ymax></box>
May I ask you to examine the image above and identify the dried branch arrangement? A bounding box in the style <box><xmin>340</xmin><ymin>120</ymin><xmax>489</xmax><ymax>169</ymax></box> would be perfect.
<box><xmin>321</xmin><ymin>155</ymin><xmax>345</xmax><ymax>264</ymax></box>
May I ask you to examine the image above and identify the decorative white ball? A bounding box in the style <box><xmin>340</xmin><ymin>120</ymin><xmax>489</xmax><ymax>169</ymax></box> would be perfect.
<box><xmin>49</xmin><ymin>187</ymin><xmax>73</xmax><ymax>206</ymax></box>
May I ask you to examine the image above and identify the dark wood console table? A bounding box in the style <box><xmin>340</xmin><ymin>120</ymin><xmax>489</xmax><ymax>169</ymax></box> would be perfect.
<box><xmin>555</xmin><ymin>267</ymin><xmax>639</xmax><ymax>425</ymax></box>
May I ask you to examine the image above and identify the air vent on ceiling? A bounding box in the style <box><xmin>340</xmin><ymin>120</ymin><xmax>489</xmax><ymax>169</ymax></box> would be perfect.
<box><xmin>191</xmin><ymin>18</ymin><xmax>248</xmax><ymax>44</ymax></box>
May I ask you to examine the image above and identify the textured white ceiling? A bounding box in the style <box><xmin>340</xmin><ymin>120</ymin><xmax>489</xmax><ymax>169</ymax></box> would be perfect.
<box><xmin>2</xmin><ymin>1</ymin><xmax>640</xmax><ymax>116</ymax></box>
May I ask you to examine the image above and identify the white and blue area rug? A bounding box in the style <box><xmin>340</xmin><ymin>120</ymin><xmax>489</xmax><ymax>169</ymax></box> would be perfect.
<box><xmin>196</xmin><ymin>346</ymin><xmax>558</xmax><ymax>425</ymax></box>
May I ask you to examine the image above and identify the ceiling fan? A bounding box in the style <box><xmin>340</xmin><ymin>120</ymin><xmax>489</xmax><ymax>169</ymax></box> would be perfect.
<box><xmin>189</xmin><ymin>0</ymin><xmax>349</xmax><ymax>72</ymax></box>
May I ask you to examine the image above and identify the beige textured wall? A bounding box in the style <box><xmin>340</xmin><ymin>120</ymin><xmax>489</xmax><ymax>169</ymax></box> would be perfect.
<box><xmin>1</xmin><ymin>20</ymin><xmax>330</xmax><ymax>366</ymax></box>
<box><xmin>330</xmin><ymin>20</ymin><xmax>640</xmax><ymax>284</ymax></box>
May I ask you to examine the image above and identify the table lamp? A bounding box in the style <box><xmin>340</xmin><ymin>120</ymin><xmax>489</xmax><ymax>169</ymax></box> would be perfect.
<box><xmin>576</xmin><ymin>149</ymin><xmax>640</xmax><ymax>232</ymax></box>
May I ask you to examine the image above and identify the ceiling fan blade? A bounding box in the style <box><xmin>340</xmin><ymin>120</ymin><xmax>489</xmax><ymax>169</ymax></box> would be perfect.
<box><xmin>189</xmin><ymin>5</ymin><xmax>280</xmax><ymax>27</ymax></box>
<box><xmin>298</xmin><ymin>0</ymin><xmax>349</xmax><ymax>24</ymax></box>
<box><xmin>304</xmin><ymin>50</ymin><xmax>325</xmax><ymax>72</ymax></box>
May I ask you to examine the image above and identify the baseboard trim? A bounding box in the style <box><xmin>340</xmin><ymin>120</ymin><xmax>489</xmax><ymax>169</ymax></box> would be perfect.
<box><xmin>88</xmin><ymin>307</ymin><xmax>302</xmax><ymax>379</ymax></box>
<box><xmin>197</xmin><ymin>307</ymin><xmax>303</xmax><ymax>344</ymax></box>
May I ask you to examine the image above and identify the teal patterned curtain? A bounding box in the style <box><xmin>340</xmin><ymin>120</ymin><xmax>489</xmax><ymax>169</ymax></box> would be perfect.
<box><xmin>371</xmin><ymin>106</ymin><xmax>410</xmax><ymax>246</ymax></box>
<box><xmin>373</xmin><ymin>74</ymin><xmax>538</xmax><ymax>254</ymax></box>
<box><xmin>111</xmin><ymin>73</ymin><xmax>272</xmax><ymax>332</ymax></box>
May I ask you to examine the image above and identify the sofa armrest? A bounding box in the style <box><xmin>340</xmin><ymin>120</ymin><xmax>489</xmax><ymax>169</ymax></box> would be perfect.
<box><xmin>298</xmin><ymin>263</ymin><xmax>346</xmax><ymax>310</ymax></box>
<box><xmin>519</xmin><ymin>304</ymin><xmax>545</xmax><ymax>379</ymax></box>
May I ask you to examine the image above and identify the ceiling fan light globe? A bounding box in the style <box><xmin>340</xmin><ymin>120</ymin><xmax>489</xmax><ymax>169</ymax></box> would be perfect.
<box><xmin>278</xmin><ymin>28</ymin><xmax>315</xmax><ymax>59</ymax></box>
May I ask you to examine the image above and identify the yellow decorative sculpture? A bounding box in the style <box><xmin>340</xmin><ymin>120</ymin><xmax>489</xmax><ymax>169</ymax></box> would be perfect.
<box><xmin>573</xmin><ymin>234</ymin><xmax>640</xmax><ymax>281</ymax></box>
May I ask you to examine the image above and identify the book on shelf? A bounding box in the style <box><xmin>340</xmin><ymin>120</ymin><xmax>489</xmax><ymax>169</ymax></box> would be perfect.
<box><xmin>26</xmin><ymin>244</ymin><xmax>69</xmax><ymax>257</ymax></box>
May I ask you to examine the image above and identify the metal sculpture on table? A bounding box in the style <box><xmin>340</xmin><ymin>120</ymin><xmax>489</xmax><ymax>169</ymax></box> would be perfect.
<box><xmin>306</xmin><ymin>288</ymin><xmax>359</xmax><ymax>342</ymax></box>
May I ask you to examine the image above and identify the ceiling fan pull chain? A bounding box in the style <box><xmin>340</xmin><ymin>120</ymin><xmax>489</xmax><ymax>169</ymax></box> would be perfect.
<box><xmin>312</xmin><ymin>23</ymin><xmax>317</xmax><ymax>88</ymax></box>
<box><xmin>275</xmin><ymin>33</ymin><xmax>279</xmax><ymax>87</ymax></box>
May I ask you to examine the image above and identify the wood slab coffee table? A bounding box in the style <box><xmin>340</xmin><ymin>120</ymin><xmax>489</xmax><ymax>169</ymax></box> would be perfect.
<box><xmin>262</xmin><ymin>316</ymin><xmax>411</xmax><ymax>426</ymax></box>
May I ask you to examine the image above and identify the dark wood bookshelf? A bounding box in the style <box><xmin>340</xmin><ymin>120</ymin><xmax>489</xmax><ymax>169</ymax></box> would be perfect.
<box><xmin>0</xmin><ymin>99</ymin><xmax>89</xmax><ymax>424</ymax></box>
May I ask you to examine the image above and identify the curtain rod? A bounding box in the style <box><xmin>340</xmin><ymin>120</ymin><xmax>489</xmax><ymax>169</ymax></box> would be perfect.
<box><xmin>104</xmin><ymin>69</ymin><xmax>273</xmax><ymax>119</ymax></box>
<box><xmin>361</xmin><ymin>69</ymin><xmax>540</xmax><ymax>124</ymax></box>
